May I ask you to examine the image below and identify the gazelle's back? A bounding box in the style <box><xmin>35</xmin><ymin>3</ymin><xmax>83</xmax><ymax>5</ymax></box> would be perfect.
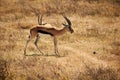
<box><xmin>30</xmin><ymin>26</ymin><xmax>59</xmax><ymax>36</ymax></box>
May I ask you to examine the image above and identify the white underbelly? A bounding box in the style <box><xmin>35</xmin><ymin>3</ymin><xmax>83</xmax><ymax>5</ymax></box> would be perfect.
<box><xmin>38</xmin><ymin>33</ymin><xmax>51</xmax><ymax>38</ymax></box>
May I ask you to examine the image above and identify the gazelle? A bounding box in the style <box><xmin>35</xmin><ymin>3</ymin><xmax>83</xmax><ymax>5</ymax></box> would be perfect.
<box><xmin>24</xmin><ymin>15</ymin><xmax>74</xmax><ymax>56</ymax></box>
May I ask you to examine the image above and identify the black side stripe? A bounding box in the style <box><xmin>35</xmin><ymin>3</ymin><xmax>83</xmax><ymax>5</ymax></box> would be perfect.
<box><xmin>37</xmin><ymin>30</ymin><xmax>53</xmax><ymax>36</ymax></box>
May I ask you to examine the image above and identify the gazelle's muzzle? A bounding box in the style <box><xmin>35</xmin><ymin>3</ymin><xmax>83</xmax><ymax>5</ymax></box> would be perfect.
<box><xmin>71</xmin><ymin>29</ymin><xmax>74</xmax><ymax>33</ymax></box>
<box><xmin>69</xmin><ymin>26</ymin><xmax>74</xmax><ymax>33</ymax></box>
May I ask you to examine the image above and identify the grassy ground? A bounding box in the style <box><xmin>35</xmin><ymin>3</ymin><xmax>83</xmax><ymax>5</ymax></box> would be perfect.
<box><xmin>0</xmin><ymin>0</ymin><xmax>120</xmax><ymax>80</ymax></box>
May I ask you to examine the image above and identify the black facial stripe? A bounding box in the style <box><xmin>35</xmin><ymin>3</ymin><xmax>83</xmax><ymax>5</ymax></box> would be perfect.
<box><xmin>69</xmin><ymin>27</ymin><xmax>72</xmax><ymax>30</ymax></box>
<box><xmin>37</xmin><ymin>30</ymin><xmax>53</xmax><ymax>36</ymax></box>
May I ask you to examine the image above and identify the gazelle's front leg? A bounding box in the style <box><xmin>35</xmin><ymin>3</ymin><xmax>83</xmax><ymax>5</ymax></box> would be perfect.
<box><xmin>34</xmin><ymin>35</ymin><xmax>44</xmax><ymax>55</ymax></box>
<box><xmin>53</xmin><ymin>36</ymin><xmax>60</xmax><ymax>56</ymax></box>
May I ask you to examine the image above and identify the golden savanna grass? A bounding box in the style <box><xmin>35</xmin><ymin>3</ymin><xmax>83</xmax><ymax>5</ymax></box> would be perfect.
<box><xmin>0</xmin><ymin>0</ymin><xmax>120</xmax><ymax>80</ymax></box>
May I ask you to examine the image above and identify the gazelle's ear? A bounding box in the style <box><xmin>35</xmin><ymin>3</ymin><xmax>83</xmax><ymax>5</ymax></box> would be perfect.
<box><xmin>62</xmin><ymin>23</ymin><xmax>68</xmax><ymax>26</ymax></box>
<box><xmin>62</xmin><ymin>23</ymin><xmax>70</xmax><ymax>28</ymax></box>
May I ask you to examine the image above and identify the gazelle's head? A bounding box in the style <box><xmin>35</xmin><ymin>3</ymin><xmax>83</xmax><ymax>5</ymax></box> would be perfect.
<box><xmin>62</xmin><ymin>15</ymin><xmax>74</xmax><ymax>33</ymax></box>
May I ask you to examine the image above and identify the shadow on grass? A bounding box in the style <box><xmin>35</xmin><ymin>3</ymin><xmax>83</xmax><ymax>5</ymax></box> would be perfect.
<box><xmin>24</xmin><ymin>53</ymin><xmax>65</xmax><ymax>57</ymax></box>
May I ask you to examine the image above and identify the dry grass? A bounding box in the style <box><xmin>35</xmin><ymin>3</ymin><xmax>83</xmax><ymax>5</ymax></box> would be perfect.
<box><xmin>0</xmin><ymin>0</ymin><xmax>120</xmax><ymax>20</ymax></box>
<box><xmin>0</xmin><ymin>0</ymin><xmax>120</xmax><ymax>80</ymax></box>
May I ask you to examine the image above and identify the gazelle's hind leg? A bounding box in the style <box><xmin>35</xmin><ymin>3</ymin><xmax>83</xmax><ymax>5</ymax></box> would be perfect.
<box><xmin>34</xmin><ymin>35</ymin><xmax>44</xmax><ymax>55</ymax></box>
<box><xmin>24</xmin><ymin>35</ymin><xmax>30</xmax><ymax>55</ymax></box>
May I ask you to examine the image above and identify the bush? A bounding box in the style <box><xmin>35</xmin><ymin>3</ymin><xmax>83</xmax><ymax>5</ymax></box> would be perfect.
<box><xmin>0</xmin><ymin>59</ymin><xmax>8</xmax><ymax>80</ymax></box>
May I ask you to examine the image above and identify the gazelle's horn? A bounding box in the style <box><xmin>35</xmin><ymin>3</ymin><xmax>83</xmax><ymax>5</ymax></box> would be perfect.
<box><xmin>62</xmin><ymin>15</ymin><xmax>71</xmax><ymax>26</ymax></box>
<box><xmin>38</xmin><ymin>14</ymin><xmax>47</xmax><ymax>25</ymax></box>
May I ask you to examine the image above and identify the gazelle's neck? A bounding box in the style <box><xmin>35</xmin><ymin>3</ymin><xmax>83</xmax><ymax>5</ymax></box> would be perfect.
<box><xmin>56</xmin><ymin>27</ymin><xmax>67</xmax><ymax>36</ymax></box>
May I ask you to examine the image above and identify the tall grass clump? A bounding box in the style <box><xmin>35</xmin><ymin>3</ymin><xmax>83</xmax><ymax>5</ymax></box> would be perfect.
<box><xmin>0</xmin><ymin>0</ymin><xmax>120</xmax><ymax>22</ymax></box>
<box><xmin>0</xmin><ymin>58</ymin><xmax>8</xmax><ymax>80</ymax></box>
<box><xmin>77</xmin><ymin>62</ymin><xmax>120</xmax><ymax>80</ymax></box>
